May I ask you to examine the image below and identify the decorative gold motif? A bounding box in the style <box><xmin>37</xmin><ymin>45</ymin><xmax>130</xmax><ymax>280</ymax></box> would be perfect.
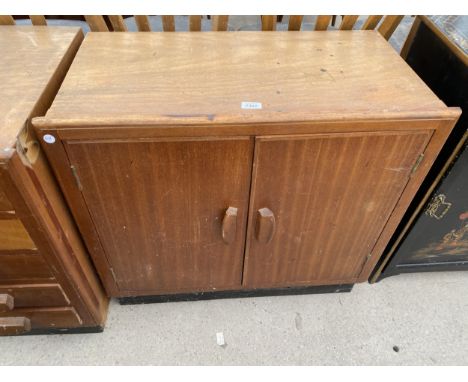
<box><xmin>425</xmin><ymin>194</ymin><xmax>452</xmax><ymax>220</ymax></box>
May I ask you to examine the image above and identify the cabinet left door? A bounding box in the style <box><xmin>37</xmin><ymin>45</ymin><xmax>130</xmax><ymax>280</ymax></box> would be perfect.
<box><xmin>64</xmin><ymin>137</ymin><xmax>254</xmax><ymax>296</ymax></box>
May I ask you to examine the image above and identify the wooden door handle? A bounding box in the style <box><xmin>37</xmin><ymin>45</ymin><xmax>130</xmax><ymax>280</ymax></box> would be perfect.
<box><xmin>221</xmin><ymin>207</ymin><xmax>238</xmax><ymax>244</ymax></box>
<box><xmin>255</xmin><ymin>207</ymin><xmax>276</xmax><ymax>244</ymax></box>
<box><xmin>0</xmin><ymin>294</ymin><xmax>14</xmax><ymax>312</ymax></box>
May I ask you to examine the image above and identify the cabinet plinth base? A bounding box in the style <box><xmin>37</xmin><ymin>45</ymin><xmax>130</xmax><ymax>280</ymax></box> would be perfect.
<box><xmin>15</xmin><ymin>326</ymin><xmax>104</xmax><ymax>337</ymax></box>
<box><xmin>118</xmin><ymin>284</ymin><xmax>354</xmax><ymax>305</ymax></box>
<box><xmin>376</xmin><ymin>261</ymin><xmax>468</xmax><ymax>282</ymax></box>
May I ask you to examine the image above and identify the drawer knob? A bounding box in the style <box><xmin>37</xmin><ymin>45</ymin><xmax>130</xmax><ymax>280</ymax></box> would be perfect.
<box><xmin>255</xmin><ymin>208</ymin><xmax>276</xmax><ymax>244</ymax></box>
<box><xmin>0</xmin><ymin>317</ymin><xmax>31</xmax><ymax>336</ymax></box>
<box><xmin>221</xmin><ymin>207</ymin><xmax>238</xmax><ymax>244</ymax></box>
<box><xmin>0</xmin><ymin>294</ymin><xmax>14</xmax><ymax>312</ymax></box>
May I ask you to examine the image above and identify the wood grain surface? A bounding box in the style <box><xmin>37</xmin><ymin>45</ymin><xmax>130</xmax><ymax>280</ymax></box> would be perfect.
<box><xmin>108</xmin><ymin>16</ymin><xmax>127</xmax><ymax>32</ymax></box>
<box><xmin>64</xmin><ymin>138</ymin><xmax>253</xmax><ymax>294</ymax></box>
<box><xmin>288</xmin><ymin>16</ymin><xmax>304</xmax><ymax>31</ymax></box>
<box><xmin>34</xmin><ymin>31</ymin><xmax>460</xmax><ymax>296</ymax></box>
<box><xmin>0</xmin><ymin>251</ymin><xmax>54</xmax><ymax>282</ymax></box>
<box><xmin>315</xmin><ymin>16</ymin><xmax>332</xmax><ymax>31</ymax></box>
<box><xmin>42</xmin><ymin>31</ymin><xmax>449</xmax><ymax>127</ymax></box>
<box><xmin>0</xmin><ymin>220</ymin><xmax>36</xmax><ymax>250</ymax></box>
<box><xmin>243</xmin><ymin>130</ymin><xmax>431</xmax><ymax>287</ymax></box>
<box><xmin>0</xmin><ymin>26</ymin><xmax>82</xmax><ymax>159</ymax></box>
<box><xmin>189</xmin><ymin>16</ymin><xmax>202</xmax><ymax>32</ymax></box>
<box><xmin>0</xmin><ymin>284</ymin><xmax>69</xmax><ymax>308</ymax></box>
<box><xmin>29</xmin><ymin>16</ymin><xmax>47</xmax><ymax>26</ymax></box>
<box><xmin>0</xmin><ymin>187</ymin><xmax>13</xmax><ymax>211</ymax></box>
<box><xmin>1</xmin><ymin>307</ymin><xmax>82</xmax><ymax>328</ymax></box>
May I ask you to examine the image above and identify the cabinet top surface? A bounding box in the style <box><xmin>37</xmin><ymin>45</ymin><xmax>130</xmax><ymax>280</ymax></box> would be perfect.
<box><xmin>42</xmin><ymin>31</ymin><xmax>451</xmax><ymax>128</ymax></box>
<box><xmin>0</xmin><ymin>26</ymin><xmax>81</xmax><ymax>159</ymax></box>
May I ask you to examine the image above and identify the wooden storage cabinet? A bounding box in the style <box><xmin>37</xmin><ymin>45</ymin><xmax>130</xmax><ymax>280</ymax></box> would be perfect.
<box><xmin>0</xmin><ymin>26</ymin><xmax>108</xmax><ymax>335</ymax></box>
<box><xmin>34</xmin><ymin>32</ymin><xmax>460</xmax><ymax>300</ymax></box>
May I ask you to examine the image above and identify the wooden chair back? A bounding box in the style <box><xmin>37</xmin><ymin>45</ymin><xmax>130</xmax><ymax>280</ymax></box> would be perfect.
<box><xmin>0</xmin><ymin>15</ymin><xmax>406</xmax><ymax>40</ymax></box>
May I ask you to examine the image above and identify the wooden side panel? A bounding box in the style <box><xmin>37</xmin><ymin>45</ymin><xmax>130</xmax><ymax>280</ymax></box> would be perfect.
<box><xmin>65</xmin><ymin>138</ymin><xmax>254</xmax><ymax>295</ymax></box>
<box><xmin>244</xmin><ymin>130</ymin><xmax>431</xmax><ymax>288</ymax></box>
<box><xmin>0</xmin><ymin>220</ymin><xmax>36</xmax><ymax>250</ymax></box>
<box><xmin>359</xmin><ymin>118</ymin><xmax>459</xmax><ymax>280</ymax></box>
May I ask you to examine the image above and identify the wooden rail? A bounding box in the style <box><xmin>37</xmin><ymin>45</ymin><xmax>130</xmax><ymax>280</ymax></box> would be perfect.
<box><xmin>0</xmin><ymin>15</ymin><xmax>408</xmax><ymax>40</ymax></box>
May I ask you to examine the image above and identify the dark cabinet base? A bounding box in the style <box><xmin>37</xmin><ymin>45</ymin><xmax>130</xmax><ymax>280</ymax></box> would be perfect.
<box><xmin>379</xmin><ymin>260</ymin><xmax>468</xmax><ymax>281</ymax></box>
<box><xmin>118</xmin><ymin>284</ymin><xmax>354</xmax><ymax>305</ymax></box>
<box><xmin>1</xmin><ymin>325</ymin><xmax>104</xmax><ymax>337</ymax></box>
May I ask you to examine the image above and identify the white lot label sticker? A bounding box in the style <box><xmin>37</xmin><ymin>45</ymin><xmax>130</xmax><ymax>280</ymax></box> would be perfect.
<box><xmin>241</xmin><ymin>101</ymin><xmax>262</xmax><ymax>110</ymax></box>
<box><xmin>216</xmin><ymin>332</ymin><xmax>225</xmax><ymax>346</ymax></box>
<box><xmin>43</xmin><ymin>134</ymin><xmax>56</xmax><ymax>144</ymax></box>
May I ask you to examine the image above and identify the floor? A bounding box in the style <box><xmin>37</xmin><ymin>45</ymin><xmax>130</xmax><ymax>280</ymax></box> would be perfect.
<box><xmin>2</xmin><ymin>271</ymin><xmax>467</xmax><ymax>365</ymax></box>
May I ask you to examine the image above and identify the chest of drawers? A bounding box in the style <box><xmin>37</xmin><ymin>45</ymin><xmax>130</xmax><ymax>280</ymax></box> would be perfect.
<box><xmin>0</xmin><ymin>26</ymin><xmax>108</xmax><ymax>334</ymax></box>
<box><xmin>34</xmin><ymin>31</ymin><xmax>460</xmax><ymax>301</ymax></box>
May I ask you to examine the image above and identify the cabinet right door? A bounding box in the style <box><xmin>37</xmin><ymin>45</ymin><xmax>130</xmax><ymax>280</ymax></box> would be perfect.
<box><xmin>243</xmin><ymin>131</ymin><xmax>431</xmax><ymax>288</ymax></box>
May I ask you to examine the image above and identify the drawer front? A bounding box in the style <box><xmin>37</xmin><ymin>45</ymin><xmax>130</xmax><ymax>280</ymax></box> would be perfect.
<box><xmin>0</xmin><ymin>219</ymin><xmax>36</xmax><ymax>251</ymax></box>
<box><xmin>0</xmin><ymin>252</ymin><xmax>54</xmax><ymax>282</ymax></box>
<box><xmin>0</xmin><ymin>307</ymin><xmax>82</xmax><ymax>331</ymax></box>
<box><xmin>0</xmin><ymin>284</ymin><xmax>69</xmax><ymax>308</ymax></box>
<box><xmin>0</xmin><ymin>187</ymin><xmax>13</xmax><ymax>212</ymax></box>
